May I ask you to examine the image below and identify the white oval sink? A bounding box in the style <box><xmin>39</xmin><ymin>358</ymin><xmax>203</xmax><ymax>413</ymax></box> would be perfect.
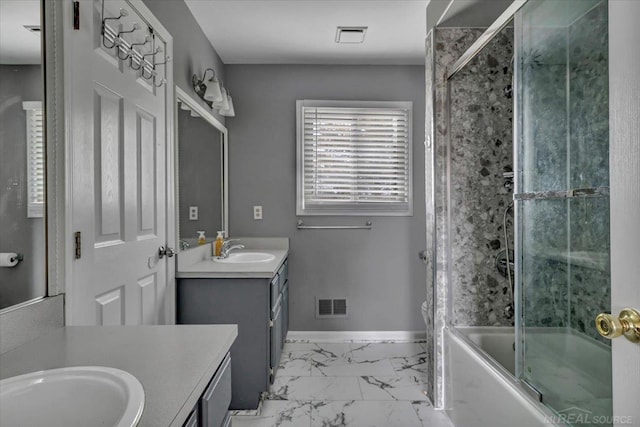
<box><xmin>0</xmin><ymin>366</ymin><xmax>144</xmax><ymax>427</ymax></box>
<box><xmin>213</xmin><ymin>252</ymin><xmax>276</xmax><ymax>263</ymax></box>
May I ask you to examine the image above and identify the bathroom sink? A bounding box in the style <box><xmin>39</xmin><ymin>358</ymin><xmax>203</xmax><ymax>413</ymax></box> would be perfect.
<box><xmin>0</xmin><ymin>366</ymin><xmax>144</xmax><ymax>427</ymax></box>
<box><xmin>213</xmin><ymin>252</ymin><xmax>276</xmax><ymax>263</ymax></box>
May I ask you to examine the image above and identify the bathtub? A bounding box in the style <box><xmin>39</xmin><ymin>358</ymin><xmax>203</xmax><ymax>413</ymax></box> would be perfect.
<box><xmin>445</xmin><ymin>326</ymin><xmax>566</xmax><ymax>427</ymax></box>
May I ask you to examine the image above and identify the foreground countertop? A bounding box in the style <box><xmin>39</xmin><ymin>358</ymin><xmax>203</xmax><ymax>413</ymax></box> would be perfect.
<box><xmin>0</xmin><ymin>325</ymin><xmax>237</xmax><ymax>427</ymax></box>
<box><xmin>177</xmin><ymin>237</ymin><xmax>289</xmax><ymax>279</ymax></box>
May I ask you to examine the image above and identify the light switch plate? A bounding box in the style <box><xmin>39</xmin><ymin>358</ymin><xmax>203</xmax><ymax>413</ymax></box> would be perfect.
<box><xmin>189</xmin><ymin>206</ymin><xmax>198</xmax><ymax>220</ymax></box>
<box><xmin>253</xmin><ymin>205</ymin><xmax>263</xmax><ymax>220</ymax></box>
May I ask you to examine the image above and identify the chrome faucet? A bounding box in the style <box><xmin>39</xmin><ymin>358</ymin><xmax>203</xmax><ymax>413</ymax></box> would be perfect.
<box><xmin>179</xmin><ymin>239</ymin><xmax>190</xmax><ymax>251</ymax></box>
<box><xmin>219</xmin><ymin>239</ymin><xmax>245</xmax><ymax>258</ymax></box>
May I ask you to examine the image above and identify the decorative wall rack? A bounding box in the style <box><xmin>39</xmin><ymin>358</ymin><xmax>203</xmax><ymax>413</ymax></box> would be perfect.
<box><xmin>101</xmin><ymin>3</ymin><xmax>169</xmax><ymax>87</ymax></box>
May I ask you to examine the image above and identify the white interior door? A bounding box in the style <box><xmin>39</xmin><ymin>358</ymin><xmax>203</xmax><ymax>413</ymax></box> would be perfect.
<box><xmin>65</xmin><ymin>0</ymin><xmax>174</xmax><ymax>325</ymax></box>
<box><xmin>609</xmin><ymin>1</ymin><xmax>640</xmax><ymax>424</ymax></box>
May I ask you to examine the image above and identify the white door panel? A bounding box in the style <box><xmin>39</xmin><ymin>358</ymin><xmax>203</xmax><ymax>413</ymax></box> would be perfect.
<box><xmin>66</xmin><ymin>0</ymin><xmax>172</xmax><ymax>326</ymax></box>
<box><xmin>609</xmin><ymin>1</ymin><xmax>640</xmax><ymax>423</ymax></box>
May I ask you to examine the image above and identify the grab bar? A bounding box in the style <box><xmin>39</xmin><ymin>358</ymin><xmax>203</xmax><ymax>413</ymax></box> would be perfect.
<box><xmin>296</xmin><ymin>220</ymin><xmax>372</xmax><ymax>230</ymax></box>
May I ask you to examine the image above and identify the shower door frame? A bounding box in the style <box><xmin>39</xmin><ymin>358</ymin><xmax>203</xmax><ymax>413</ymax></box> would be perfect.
<box><xmin>432</xmin><ymin>0</ymin><xmax>528</xmax><ymax>410</ymax></box>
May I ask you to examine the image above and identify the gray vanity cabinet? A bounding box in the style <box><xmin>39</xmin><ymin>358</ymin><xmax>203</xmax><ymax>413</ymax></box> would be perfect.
<box><xmin>177</xmin><ymin>258</ymin><xmax>289</xmax><ymax>410</ymax></box>
<box><xmin>183</xmin><ymin>409</ymin><xmax>198</xmax><ymax>427</ymax></box>
<box><xmin>182</xmin><ymin>352</ymin><xmax>232</xmax><ymax>427</ymax></box>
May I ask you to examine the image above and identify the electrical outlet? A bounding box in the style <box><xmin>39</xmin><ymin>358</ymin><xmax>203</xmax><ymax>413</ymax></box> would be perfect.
<box><xmin>253</xmin><ymin>205</ymin><xmax>263</xmax><ymax>220</ymax></box>
<box><xmin>189</xmin><ymin>206</ymin><xmax>198</xmax><ymax>221</ymax></box>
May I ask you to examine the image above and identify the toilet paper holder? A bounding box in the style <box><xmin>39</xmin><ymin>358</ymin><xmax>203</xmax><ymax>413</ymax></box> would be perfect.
<box><xmin>0</xmin><ymin>252</ymin><xmax>23</xmax><ymax>267</ymax></box>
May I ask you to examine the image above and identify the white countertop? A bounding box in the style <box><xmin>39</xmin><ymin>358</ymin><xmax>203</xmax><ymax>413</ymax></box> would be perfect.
<box><xmin>176</xmin><ymin>238</ymin><xmax>289</xmax><ymax>279</ymax></box>
<box><xmin>0</xmin><ymin>325</ymin><xmax>237</xmax><ymax>427</ymax></box>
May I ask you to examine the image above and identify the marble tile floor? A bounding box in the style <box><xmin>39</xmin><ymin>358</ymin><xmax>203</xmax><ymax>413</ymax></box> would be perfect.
<box><xmin>231</xmin><ymin>342</ymin><xmax>454</xmax><ymax>427</ymax></box>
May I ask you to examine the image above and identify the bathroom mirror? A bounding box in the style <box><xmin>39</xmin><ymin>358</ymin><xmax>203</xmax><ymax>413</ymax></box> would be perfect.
<box><xmin>0</xmin><ymin>0</ymin><xmax>47</xmax><ymax>310</ymax></box>
<box><xmin>175</xmin><ymin>87</ymin><xmax>228</xmax><ymax>251</ymax></box>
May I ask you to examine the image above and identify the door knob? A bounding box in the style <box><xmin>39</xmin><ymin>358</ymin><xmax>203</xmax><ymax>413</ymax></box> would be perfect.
<box><xmin>595</xmin><ymin>308</ymin><xmax>640</xmax><ymax>343</ymax></box>
<box><xmin>158</xmin><ymin>246</ymin><xmax>176</xmax><ymax>259</ymax></box>
<box><xmin>418</xmin><ymin>250</ymin><xmax>428</xmax><ymax>265</ymax></box>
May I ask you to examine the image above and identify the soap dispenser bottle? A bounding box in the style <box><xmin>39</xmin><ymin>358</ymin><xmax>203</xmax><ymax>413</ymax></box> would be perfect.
<box><xmin>214</xmin><ymin>231</ymin><xmax>225</xmax><ymax>256</ymax></box>
<box><xmin>197</xmin><ymin>231</ymin><xmax>206</xmax><ymax>246</ymax></box>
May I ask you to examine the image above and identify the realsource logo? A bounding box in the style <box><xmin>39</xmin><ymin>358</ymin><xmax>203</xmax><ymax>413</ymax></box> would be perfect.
<box><xmin>545</xmin><ymin>407</ymin><xmax>634</xmax><ymax>425</ymax></box>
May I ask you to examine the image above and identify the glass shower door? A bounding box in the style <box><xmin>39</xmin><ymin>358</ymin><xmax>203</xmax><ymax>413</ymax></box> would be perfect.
<box><xmin>515</xmin><ymin>0</ymin><xmax>612</xmax><ymax>424</ymax></box>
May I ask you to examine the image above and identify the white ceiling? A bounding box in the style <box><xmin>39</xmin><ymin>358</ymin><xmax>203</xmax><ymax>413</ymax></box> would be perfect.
<box><xmin>0</xmin><ymin>0</ymin><xmax>42</xmax><ymax>64</ymax></box>
<box><xmin>184</xmin><ymin>0</ymin><xmax>430</xmax><ymax>65</ymax></box>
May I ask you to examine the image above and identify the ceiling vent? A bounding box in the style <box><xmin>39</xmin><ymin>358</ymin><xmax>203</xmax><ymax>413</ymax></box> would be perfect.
<box><xmin>335</xmin><ymin>27</ymin><xmax>367</xmax><ymax>44</ymax></box>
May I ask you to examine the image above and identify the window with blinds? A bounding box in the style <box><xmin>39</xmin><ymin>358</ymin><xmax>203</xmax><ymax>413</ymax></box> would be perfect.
<box><xmin>296</xmin><ymin>100</ymin><xmax>412</xmax><ymax>216</ymax></box>
<box><xmin>23</xmin><ymin>101</ymin><xmax>45</xmax><ymax>218</ymax></box>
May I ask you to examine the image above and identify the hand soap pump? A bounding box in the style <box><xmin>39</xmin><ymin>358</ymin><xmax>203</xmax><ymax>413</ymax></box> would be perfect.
<box><xmin>214</xmin><ymin>231</ymin><xmax>225</xmax><ymax>257</ymax></box>
<box><xmin>197</xmin><ymin>231</ymin><xmax>206</xmax><ymax>246</ymax></box>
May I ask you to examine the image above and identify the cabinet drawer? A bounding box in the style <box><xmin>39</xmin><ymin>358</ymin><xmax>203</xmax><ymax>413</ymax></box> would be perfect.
<box><xmin>200</xmin><ymin>352</ymin><xmax>232</xmax><ymax>427</ymax></box>
<box><xmin>270</xmin><ymin>302</ymin><xmax>283</xmax><ymax>383</ymax></box>
<box><xmin>183</xmin><ymin>407</ymin><xmax>198</xmax><ymax>427</ymax></box>
<box><xmin>270</xmin><ymin>273</ymin><xmax>280</xmax><ymax>308</ymax></box>
<box><xmin>282</xmin><ymin>280</ymin><xmax>289</xmax><ymax>347</ymax></box>
<box><xmin>277</xmin><ymin>263</ymin><xmax>286</xmax><ymax>285</ymax></box>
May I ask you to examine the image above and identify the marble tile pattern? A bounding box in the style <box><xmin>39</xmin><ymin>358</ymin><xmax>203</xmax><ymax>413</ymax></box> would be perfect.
<box><xmin>232</xmin><ymin>342</ymin><xmax>454</xmax><ymax>427</ymax></box>
<box><xmin>423</xmin><ymin>30</ymin><xmax>436</xmax><ymax>406</ymax></box>
<box><xmin>448</xmin><ymin>28</ymin><xmax>515</xmax><ymax>328</ymax></box>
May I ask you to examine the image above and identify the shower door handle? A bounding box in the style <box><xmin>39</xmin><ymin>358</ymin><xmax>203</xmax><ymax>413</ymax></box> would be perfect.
<box><xmin>595</xmin><ymin>308</ymin><xmax>640</xmax><ymax>343</ymax></box>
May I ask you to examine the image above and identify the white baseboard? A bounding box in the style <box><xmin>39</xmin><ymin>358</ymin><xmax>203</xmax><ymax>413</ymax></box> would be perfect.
<box><xmin>286</xmin><ymin>330</ymin><xmax>426</xmax><ymax>343</ymax></box>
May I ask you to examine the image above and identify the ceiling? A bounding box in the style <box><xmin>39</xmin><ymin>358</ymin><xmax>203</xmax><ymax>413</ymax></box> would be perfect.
<box><xmin>184</xmin><ymin>1</ymin><xmax>431</xmax><ymax>65</ymax></box>
<box><xmin>0</xmin><ymin>0</ymin><xmax>42</xmax><ymax>64</ymax></box>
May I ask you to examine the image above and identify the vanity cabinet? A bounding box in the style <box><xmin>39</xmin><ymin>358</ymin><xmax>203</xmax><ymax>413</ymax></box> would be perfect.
<box><xmin>177</xmin><ymin>258</ymin><xmax>289</xmax><ymax>410</ymax></box>
<box><xmin>183</xmin><ymin>352</ymin><xmax>232</xmax><ymax>427</ymax></box>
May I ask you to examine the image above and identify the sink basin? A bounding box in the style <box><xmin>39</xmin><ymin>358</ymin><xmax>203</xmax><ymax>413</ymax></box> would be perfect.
<box><xmin>213</xmin><ymin>252</ymin><xmax>276</xmax><ymax>263</ymax></box>
<box><xmin>0</xmin><ymin>366</ymin><xmax>144</xmax><ymax>427</ymax></box>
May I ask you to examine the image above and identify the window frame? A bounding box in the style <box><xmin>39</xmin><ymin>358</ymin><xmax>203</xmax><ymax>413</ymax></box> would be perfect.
<box><xmin>296</xmin><ymin>99</ymin><xmax>413</xmax><ymax>216</ymax></box>
<box><xmin>23</xmin><ymin>101</ymin><xmax>45</xmax><ymax>218</ymax></box>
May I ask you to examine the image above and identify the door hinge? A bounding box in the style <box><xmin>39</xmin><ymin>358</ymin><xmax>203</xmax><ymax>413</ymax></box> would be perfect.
<box><xmin>269</xmin><ymin>319</ymin><xmax>274</xmax><ymax>328</ymax></box>
<box><xmin>74</xmin><ymin>231</ymin><xmax>81</xmax><ymax>259</ymax></box>
<box><xmin>73</xmin><ymin>1</ymin><xmax>80</xmax><ymax>30</ymax></box>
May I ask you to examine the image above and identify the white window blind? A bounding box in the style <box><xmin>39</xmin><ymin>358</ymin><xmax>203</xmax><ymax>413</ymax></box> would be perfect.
<box><xmin>296</xmin><ymin>100</ymin><xmax>412</xmax><ymax>216</ymax></box>
<box><xmin>23</xmin><ymin>101</ymin><xmax>44</xmax><ymax>218</ymax></box>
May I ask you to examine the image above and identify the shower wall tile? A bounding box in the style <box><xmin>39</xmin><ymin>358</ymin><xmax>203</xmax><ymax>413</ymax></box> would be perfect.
<box><xmin>427</xmin><ymin>26</ymin><xmax>485</xmax><ymax>407</ymax></box>
<box><xmin>448</xmin><ymin>29</ymin><xmax>515</xmax><ymax>327</ymax></box>
<box><xmin>569</xmin><ymin>196</ymin><xmax>610</xmax><ymax>343</ymax></box>
<box><xmin>520</xmin><ymin>27</ymin><xmax>568</xmax><ymax>193</ymax></box>
<box><xmin>425</xmin><ymin>28</ymin><xmax>483</xmax><ymax>408</ymax></box>
<box><xmin>521</xmin><ymin>198</ymin><xmax>569</xmax><ymax>329</ymax></box>
<box><xmin>423</xmin><ymin>31</ymin><xmax>435</xmax><ymax>405</ymax></box>
<box><xmin>518</xmin><ymin>0</ymin><xmax>610</xmax><ymax>344</ymax></box>
<box><xmin>569</xmin><ymin>3</ymin><xmax>609</xmax><ymax>190</ymax></box>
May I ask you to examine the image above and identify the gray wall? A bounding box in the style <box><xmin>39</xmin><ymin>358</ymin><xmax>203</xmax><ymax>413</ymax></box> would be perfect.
<box><xmin>0</xmin><ymin>65</ymin><xmax>46</xmax><ymax>309</ymax></box>
<box><xmin>178</xmin><ymin>108</ymin><xmax>223</xmax><ymax>241</ymax></box>
<box><xmin>143</xmin><ymin>0</ymin><xmax>226</xmax><ymax>125</ymax></box>
<box><xmin>225</xmin><ymin>65</ymin><xmax>426</xmax><ymax>331</ymax></box>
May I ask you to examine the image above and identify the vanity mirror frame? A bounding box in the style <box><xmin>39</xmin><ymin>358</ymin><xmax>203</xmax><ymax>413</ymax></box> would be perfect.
<box><xmin>0</xmin><ymin>0</ymin><xmax>66</xmax><ymax>314</ymax></box>
<box><xmin>174</xmin><ymin>86</ymin><xmax>229</xmax><ymax>252</ymax></box>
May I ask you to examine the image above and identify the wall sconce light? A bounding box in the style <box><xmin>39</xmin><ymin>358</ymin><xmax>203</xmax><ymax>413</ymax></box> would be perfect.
<box><xmin>192</xmin><ymin>68</ymin><xmax>234</xmax><ymax>117</ymax></box>
<box><xmin>219</xmin><ymin>91</ymin><xmax>235</xmax><ymax>117</ymax></box>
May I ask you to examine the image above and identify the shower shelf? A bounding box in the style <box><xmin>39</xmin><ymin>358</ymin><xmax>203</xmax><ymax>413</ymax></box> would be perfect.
<box><xmin>530</xmin><ymin>249</ymin><xmax>609</xmax><ymax>271</ymax></box>
<box><xmin>514</xmin><ymin>186</ymin><xmax>609</xmax><ymax>201</ymax></box>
